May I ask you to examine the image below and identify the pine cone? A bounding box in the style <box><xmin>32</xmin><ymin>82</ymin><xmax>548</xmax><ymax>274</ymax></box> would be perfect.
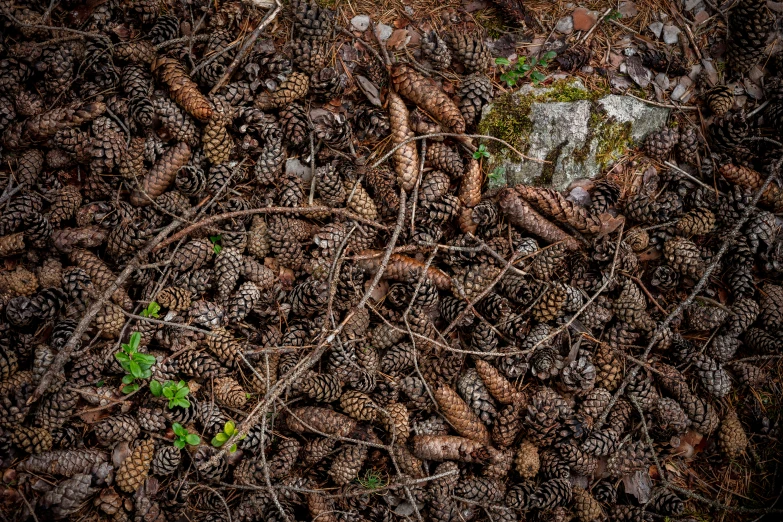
<box><xmin>12</xmin><ymin>426</ymin><xmax>53</xmax><ymax>454</ymax></box>
<box><xmin>458</xmin><ymin>74</ymin><xmax>493</xmax><ymax>128</ymax></box>
<box><xmin>151</xmin><ymin>446</ymin><xmax>181</xmax><ymax>476</ymax></box>
<box><xmin>718</xmin><ymin>407</ymin><xmax>748</xmax><ymax>458</ymax></box>
<box><xmin>705</xmin><ymin>85</ymin><xmax>734</xmax><ymax>116</ymax></box>
<box><xmin>557</xmin><ymin>46</ymin><xmax>591</xmax><ymax>71</ymax></box>
<box><xmin>664</xmin><ymin>237</ymin><xmax>705</xmax><ymax>279</ymax></box>
<box><xmin>116</xmin><ymin>438</ymin><xmax>154</xmax><ymax>493</ymax></box>
<box><xmin>447</xmin><ymin>32</ymin><xmax>491</xmax><ymax>73</ymax></box>
<box><xmin>726</xmin><ymin>0</ymin><xmax>773</xmax><ymax>74</ymax></box>
<box><xmin>643</xmin><ymin>127</ymin><xmax>679</xmax><ymax>158</ymax></box>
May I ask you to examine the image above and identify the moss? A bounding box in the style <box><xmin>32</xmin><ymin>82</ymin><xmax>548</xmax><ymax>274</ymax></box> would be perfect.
<box><xmin>473</xmin><ymin>8</ymin><xmax>505</xmax><ymax>39</ymax></box>
<box><xmin>533</xmin><ymin>141</ymin><xmax>565</xmax><ymax>186</ymax></box>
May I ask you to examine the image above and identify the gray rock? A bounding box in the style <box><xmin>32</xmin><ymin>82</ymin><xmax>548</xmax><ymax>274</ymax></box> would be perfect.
<box><xmin>662</xmin><ymin>24</ymin><xmax>681</xmax><ymax>45</ymax></box>
<box><xmin>684</xmin><ymin>0</ymin><xmax>703</xmax><ymax>10</ymax></box>
<box><xmin>351</xmin><ymin>15</ymin><xmax>370</xmax><ymax>31</ymax></box>
<box><xmin>649</xmin><ymin>21</ymin><xmax>664</xmax><ymax>38</ymax></box>
<box><xmin>375</xmin><ymin>23</ymin><xmax>393</xmax><ymax>42</ymax></box>
<box><xmin>555</xmin><ymin>16</ymin><xmax>574</xmax><ymax>34</ymax></box>
<box><xmin>480</xmin><ymin>81</ymin><xmax>669</xmax><ymax>190</ymax></box>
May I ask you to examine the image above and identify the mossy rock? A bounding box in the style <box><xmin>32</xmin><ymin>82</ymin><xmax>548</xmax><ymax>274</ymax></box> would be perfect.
<box><xmin>478</xmin><ymin>78</ymin><xmax>669</xmax><ymax>190</ymax></box>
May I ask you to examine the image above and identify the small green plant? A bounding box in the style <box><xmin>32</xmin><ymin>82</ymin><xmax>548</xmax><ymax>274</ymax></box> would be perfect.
<box><xmin>140</xmin><ymin>301</ymin><xmax>160</xmax><ymax>318</ymax></box>
<box><xmin>495</xmin><ymin>52</ymin><xmax>556</xmax><ymax>87</ymax></box>
<box><xmin>488</xmin><ymin>166</ymin><xmax>505</xmax><ymax>184</ymax></box>
<box><xmin>211</xmin><ymin>421</ymin><xmax>245</xmax><ymax>453</ymax></box>
<box><xmin>605</xmin><ymin>10</ymin><xmax>622</xmax><ymax>21</ymax></box>
<box><xmin>150</xmin><ymin>380</ymin><xmax>192</xmax><ymax>408</ymax></box>
<box><xmin>114</xmin><ymin>332</ymin><xmax>156</xmax><ymax>394</ymax></box>
<box><xmin>357</xmin><ymin>469</ymin><xmax>387</xmax><ymax>490</ymax></box>
<box><xmin>171</xmin><ymin>423</ymin><xmax>200</xmax><ymax>449</ymax></box>
<box><xmin>473</xmin><ymin>144</ymin><xmax>490</xmax><ymax>160</ymax></box>
<box><xmin>210</xmin><ymin>235</ymin><xmax>223</xmax><ymax>254</ymax></box>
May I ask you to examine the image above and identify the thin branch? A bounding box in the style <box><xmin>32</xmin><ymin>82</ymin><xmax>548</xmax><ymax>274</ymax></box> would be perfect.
<box><xmin>208</xmin><ymin>0</ymin><xmax>283</xmax><ymax>94</ymax></box>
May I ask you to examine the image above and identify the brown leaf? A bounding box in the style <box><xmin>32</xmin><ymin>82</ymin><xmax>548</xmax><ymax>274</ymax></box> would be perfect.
<box><xmin>386</xmin><ymin>29</ymin><xmax>409</xmax><ymax>49</ymax></box>
<box><xmin>598</xmin><ymin>213</ymin><xmax>625</xmax><ymax>238</ymax></box>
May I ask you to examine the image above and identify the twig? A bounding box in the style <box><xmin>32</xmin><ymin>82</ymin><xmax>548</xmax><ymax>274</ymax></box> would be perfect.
<box><xmin>625</xmin><ymin>92</ymin><xmax>698</xmax><ymax>110</ymax></box>
<box><xmin>580</xmin><ymin>8</ymin><xmax>612</xmax><ymax>44</ymax></box>
<box><xmin>154</xmin><ymin>206</ymin><xmax>388</xmax><ymax>251</ymax></box>
<box><xmin>0</xmin><ymin>185</ymin><xmax>21</xmax><ymax>206</ymax></box>
<box><xmin>664</xmin><ymin>160</ymin><xmax>725</xmax><ymax>194</ymax></box>
<box><xmin>209</xmin><ymin>0</ymin><xmax>283</xmax><ymax>94</ymax></box>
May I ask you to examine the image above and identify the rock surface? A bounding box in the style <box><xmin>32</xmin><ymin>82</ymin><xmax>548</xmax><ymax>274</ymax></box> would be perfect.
<box><xmin>481</xmin><ymin>80</ymin><xmax>669</xmax><ymax>190</ymax></box>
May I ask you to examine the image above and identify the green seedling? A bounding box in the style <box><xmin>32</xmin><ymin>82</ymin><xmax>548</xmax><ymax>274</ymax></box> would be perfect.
<box><xmin>171</xmin><ymin>423</ymin><xmax>200</xmax><ymax>449</ymax></box>
<box><xmin>114</xmin><ymin>332</ymin><xmax>156</xmax><ymax>394</ymax></box>
<box><xmin>141</xmin><ymin>301</ymin><xmax>160</xmax><ymax>318</ymax></box>
<box><xmin>211</xmin><ymin>420</ymin><xmax>245</xmax><ymax>453</ymax></box>
<box><xmin>150</xmin><ymin>380</ymin><xmax>191</xmax><ymax>409</ymax></box>
<box><xmin>473</xmin><ymin>144</ymin><xmax>490</xmax><ymax>160</ymax></box>
<box><xmin>210</xmin><ymin>235</ymin><xmax>223</xmax><ymax>254</ymax></box>
<box><xmin>488</xmin><ymin>166</ymin><xmax>506</xmax><ymax>184</ymax></box>
<box><xmin>606</xmin><ymin>10</ymin><xmax>622</xmax><ymax>21</ymax></box>
<box><xmin>496</xmin><ymin>52</ymin><xmax>557</xmax><ymax>87</ymax></box>
<box><xmin>357</xmin><ymin>469</ymin><xmax>387</xmax><ymax>490</ymax></box>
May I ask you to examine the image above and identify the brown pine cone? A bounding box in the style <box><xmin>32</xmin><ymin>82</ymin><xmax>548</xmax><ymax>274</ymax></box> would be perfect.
<box><xmin>643</xmin><ymin>127</ymin><xmax>679</xmax><ymax>158</ymax></box>
<box><xmin>718</xmin><ymin>407</ymin><xmax>748</xmax><ymax>459</ymax></box>
<box><xmin>153</xmin><ymin>56</ymin><xmax>213</xmax><ymax>121</ymax></box>
<box><xmin>704</xmin><ymin>85</ymin><xmax>734</xmax><ymax>116</ymax></box>
<box><xmin>676</xmin><ymin>207</ymin><xmax>715</xmax><ymax>236</ymax></box>
<box><xmin>664</xmin><ymin>237</ymin><xmax>705</xmax><ymax>279</ymax></box>
<box><xmin>202</xmin><ymin>98</ymin><xmax>233</xmax><ymax>164</ymax></box>
<box><xmin>391</xmin><ymin>64</ymin><xmax>465</xmax><ymax>133</ymax></box>
<box><xmin>447</xmin><ymin>32</ymin><xmax>491</xmax><ymax>73</ymax></box>
<box><xmin>214</xmin><ymin>376</ymin><xmax>248</xmax><ymax>408</ymax></box>
<box><xmin>434</xmin><ymin>384</ymin><xmax>490</xmax><ymax>444</ymax></box>
<box><xmin>255</xmin><ymin>72</ymin><xmax>309</xmax><ymax>110</ymax></box>
<box><xmin>115</xmin><ymin>439</ymin><xmax>155</xmax><ymax>493</ymax></box>
<box><xmin>12</xmin><ymin>426</ymin><xmax>53</xmax><ymax>454</ymax></box>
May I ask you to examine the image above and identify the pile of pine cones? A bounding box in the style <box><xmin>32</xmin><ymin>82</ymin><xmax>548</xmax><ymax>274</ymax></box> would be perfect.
<box><xmin>0</xmin><ymin>0</ymin><xmax>781</xmax><ymax>521</ymax></box>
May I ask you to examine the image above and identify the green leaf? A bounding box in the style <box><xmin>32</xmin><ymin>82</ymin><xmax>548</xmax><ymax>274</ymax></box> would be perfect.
<box><xmin>175</xmin><ymin>386</ymin><xmax>190</xmax><ymax>399</ymax></box>
<box><xmin>213</xmin><ymin>244</ymin><xmax>222</xmax><ymax>254</ymax></box>
<box><xmin>530</xmin><ymin>71</ymin><xmax>546</xmax><ymax>84</ymax></box>
<box><xmin>96</xmin><ymin>380</ymin><xmax>104</xmax><ymax>388</ymax></box>
<box><xmin>122</xmin><ymin>383</ymin><xmax>139</xmax><ymax>394</ymax></box>
<box><xmin>542</xmin><ymin>51</ymin><xmax>557</xmax><ymax>61</ymax></box>
<box><xmin>143</xmin><ymin>302</ymin><xmax>160</xmax><ymax>318</ymax></box>
<box><xmin>210</xmin><ymin>235</ymin><xmax>222</xmax><ymax>245</ymax></box>
<box><xmin>115</xmin><ymin>351</ymin><xmax>130</xmax><ymax>363</ymax></box>
<box><xmin>163</xmin><ymin>387</ymin><xmax>174</xmax><ymax>399</ymax></box>
<box><xmin>173</xmin><ymin>439</ymin><xmax>185</xmax><ymax>449</ymax></box>
<box><xmin>211</xmin><ymin>436</ymin><xmax>225</xmax><ymax>447</ymax></box>
<box><xmin>129</xmin><ymin>360</ymin><xmax>142</xmax><ymax>379</ymax></box>
<box><xmin>172</xmin><ymin>423</ymin><xmax>185</xmax><ymax>436</ymax></box>
<box><xmin>129</xmin><ymin>332</ymin><xmax>141</xmax><ymax>351</ymax></box>
<box><xmin>135</xmin><ymin>353</ymin><xmax>157</xmax><ymax>366</ymax></box>
<box><xmin>185</xmin><ymin>434</ymin><xmax>200</xmax><ymax>446</ymax></box>
<box><xmin>216</xmin><ymin>432</ymin><xmax>229</xmax><ymax>443</ymax></box>
<box><xmin>517</xmin><ymin>56</ymin><xmax>526</xmax><ymax>65</ymax></box>
<box><xmin>122</xmin><ymin>374</ymin><xmax>135</xmax><ymax>385</ymax></box>
<box><xmin>229</xmin><ymin>444</ymin><xmax>237</xmax><ymax>453</ymax></box>
<box><xmin>140</xmin><ymin>368</ymin><xmax>152</xmax><ymax>380</ymax></box>
<box><xmin>225</xmin><ymin>421</ymin><xmax>235</xmax><ymax>435</ymax></box>
<box><xmin>529</xmin><ymin>56</ymin><xmax>538</xmax><ymax>67</ymax></box>
<box><xmin>149</xmin><ymin>381</ymin><xmax>163</xmax><ymax>396</ymax></box>
<box><xmin>519</xmin><ymin>64</ymin><xmax>532</xmax><ymax>73</ymax></box>
<box><xmin>494</xmin><ymin>57</ymin><xmax>510</xmax><ymax>66</ymax></box>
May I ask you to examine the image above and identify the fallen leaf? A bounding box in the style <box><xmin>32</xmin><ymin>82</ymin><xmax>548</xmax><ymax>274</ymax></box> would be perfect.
<box><xmin>598</xmin><ymin>213</ymin><xmax>625</xmax><ymax>238</ymax></box>
<box><xmin>355</xmin><ymin>75</ymin><xmax>382</xmax><ymax>107</ymax></box>
<box><xmin>386</xmin><ymin>29</ymin><xmax>409</xmax><ymax>49</ymax></box>
<box><xmin>626</xmin><ymin>55</ymin><xmax>652</xmax><ymax>88</ymax></box>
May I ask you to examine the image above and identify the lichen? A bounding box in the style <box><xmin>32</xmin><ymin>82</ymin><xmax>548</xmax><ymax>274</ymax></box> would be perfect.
<box><xmin>592</xmin><ymin>117</ymin><xmax>633</xmax><ymax>167</ymax></box>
